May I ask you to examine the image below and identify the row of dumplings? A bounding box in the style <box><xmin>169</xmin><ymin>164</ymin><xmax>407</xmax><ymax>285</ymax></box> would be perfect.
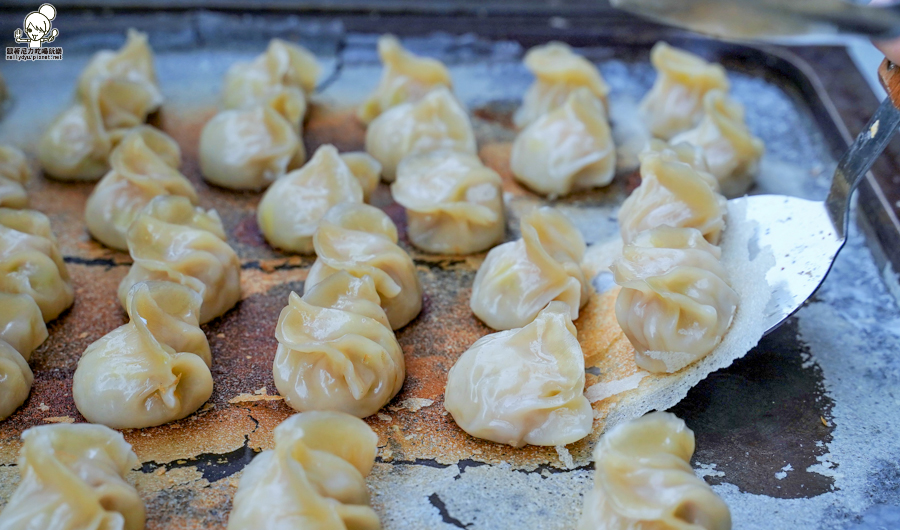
<box><xmin>0</xmin><ymin>33</ymin><xmax>743</xmax><ymax>529</ymax></box>
<box><xmin>0</xmin><ymin>410</ymin><xmax>730</xmax><ymax>529</ymax></box>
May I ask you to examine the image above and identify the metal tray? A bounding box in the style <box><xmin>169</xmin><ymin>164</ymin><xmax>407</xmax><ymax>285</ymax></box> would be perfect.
<box><xmin>0</xmin><ymin>7</ymin><xmax>899</xmax><ymax>530</ymax></box>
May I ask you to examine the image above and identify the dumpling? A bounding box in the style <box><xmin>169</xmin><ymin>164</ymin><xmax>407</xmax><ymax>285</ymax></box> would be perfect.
<box><xmin>671</xmin><ymin>90</ymin><xmax>764</xmax><ymax>197</ymax></box>
<box><xmin>578</xmin><ymin>412</ymin><xmax>731</xmax><ymax>530</ymax></box>
<box><xmin>391</xmin><ymin>149</ymin><xmax>504</xmax><ymax>254</ymax></box>
<box><xmin>445</xmin><ymin>302</ymin><xmax>593</xmax><ymax>447</ymax></box>
<box><xmin>642</xmin><ymin>138</ymin><xmax>710</xmax><ymax>174</ymax></box>
<box><xmin>612</xmin><ymin>226</ymin><xmax>738</xmax><ymax>373</ymax></box>
<box><xmin>0</xmin><ymin>145</ymin><xmax>31</xmax><ymax>209</ymax></box>
<box><xmin>358</xmin><ymin>34</ymin><xmax>453</xmax><ymax>124</ymax></box>
<box><xmin>257</xmin><ymin>144</ymin><xmax>364</xmax><ymax>254</ymax></box>
<box><xmin>639</xmin><ymin>42</ymin><xmax>730</xmax><ymax>140</ymax></box>
<box><xmin>199</xmin><ymin>93</ymin><xmax>303</xmax><ymax>190</ymax></box>
<box><xmin>274</xmin><ymin>272</ymin><xmax>404</xmax><ymax>418</ymax></box>
<box><xmin>222</xmin><ymin>39</ymin><xmax>320</xmax><ymax>111</ymax></box>
<box><xmin>74</xmin><ymin>281</ymin><xmax>213</xmax><ymax>429</ymax></box>
<box><xmin>365</xmin><ymin>86</ymin><xmax>476</xmax><ymax>182</ymax></box>
<box><xmin>0</xmin><ymin>423</ymin><xmax>145</xmax><ymax>530</ymax></box>
<box><xmin>618</xmin><ymin>151</ymin><xmax>725</xmax><ymax>245</ymax></box>
<box><xmin>510</xmin><ymin>88</ymin><xmax>615</xmax><ymax>197</ymax></box>
<box><xmin>0</xmin><ymin>292</ymin><xmax>48</xmax><ymax>359</ymax></box>
<box><xmin>0</xmin><ymin>208</ymin><xmax>74</xmax><ymax>322</ymax></box>
<box><xmin>306</xmin><ymin>203</ymin><xmax>422</xmax><ymax>330</ymax></box>
<box><xmin>341</xmin><ymin>151</ymin><xmax>382</xmax><ymax>202</ymax></box>
<box><xmin>76</xmin><ymin>28</ymin><xmax>161</xmax><ymax>106</ymax></box>
<box><xmin>0</xmin><ymin>293</ymin><xmax>46</xmax><ymax>420</ymax></box>
<box><xmin>513</xmin><ymin>41</ymin><xmax>610</xmax><ymax>129</ymax></box>
<box><xmin>470</xmin><ymin>207</ymin><xmax>590</xmax><ymax>331</ymax></box>
<box><xmin>227</xmin><ymin>411</ymin><xmax>380</xmax><ymax>530</ymax></box>
<box><xmin>118</xmin><ymin>195</ymin><xmax>241</xmax><ymax>324</ymax></box>
<box><xmin>0</xmin><ymin>340</ymin><xmax>32</xmax><ymax>421</ymax></box>
<box><xmin>39</xmin><ymin>30</ymin><xmax>162</xmax><ymax>181</ymax></box>
<box><xmin>85</xmin><ymin>126</ymin><xmax>197</xmax><ymax>250</ymax></box>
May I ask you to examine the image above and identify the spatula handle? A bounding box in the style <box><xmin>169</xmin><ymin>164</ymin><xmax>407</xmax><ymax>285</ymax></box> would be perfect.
<box><xmin>879</xmin><ymin>58</ymin><xmax>900</xmax><ymax>109</ymax></box>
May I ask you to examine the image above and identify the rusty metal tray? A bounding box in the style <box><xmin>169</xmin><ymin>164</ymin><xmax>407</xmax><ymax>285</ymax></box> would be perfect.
<box><xmin>1</xmin><ymin>6</ymin><xmax>899</xmax><ymax>530</ymax></box>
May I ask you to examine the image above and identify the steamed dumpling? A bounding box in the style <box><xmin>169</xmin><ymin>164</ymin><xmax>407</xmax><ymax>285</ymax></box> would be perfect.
<box><xmin>222</xmin><ymin>39</ymin><xmax>320</xmax><ymax>111</ymax></box>
<box><xmin>391</xmin><ymin>149</ymin><xmax>504</xmax><ymax>254</ymax></box>
<box><xmin>39</xmin><ymin>30</ymin><xmax>162</xmax><ymax>181</ymax></box>
<box><xmin>358</xmin><ymin>34</ymin><xmax>453</xmax><ymax>124</ymax></box>
<box><xmin>0</xmin><ymin>340</ymin><xmax>32</xmax><ymax>421</ymax></box>
<box><xmin>274</xmin><ymin>272</ymin><xmax>405</xmax><ymax>418</ymax></box>
<box><xmin>258</xmin><ymin>144</ymin><xmax>364</xmax><ymax>254</ymax></box>
<box><xmin>511</xmin><ymin>88</ymin><xmax>615</xmax><ymax>197</ymax></box>
<box><xmin>0</xmin><ymin>292</ymin><xmax>48</xmax><ymax>359</ymax></box>
<box><xmin>118</xmin><ymin>195</ymin><xmax>241</xmax><ymax>324</ymax></box>
<box><xmin>0</xmin><ymin>423</ymin><xmax>145</xmax><ymax>530</ymax></box>
<box><xmin>578</xmin><ymin>412</ymin><xmax>731</xmax><ymax>530</ymax></box>
<box><xmin>0</xmin><ymin>208</ymin><xmax>74</xmax><ymax>322</ymax></box>
<box><xmin>445</xmin><ymin>302</ymin><xmax>593</xmax><ymax>447</ymax></box>
<box><xmin>640</xmin><ymin>42</ymin><xmax>729</xmax><ymax>140</ymax></box>
<box><xmin>199</xmin><ymin>93</ymin><xmax>302</xmax><ymax>190</ymax></box>
<box><xmin>642</xmin><ymin>138</ymin><xmax>710</xmax><ymax>174</ymax></box>
<box><xmin>306</xmin><ymin>203</ymin><xmax>422</xmax><ymax>330</ymax></box>
<box><xmin>0</xmin><ymin>293</ymin><xmax>46</xmax><ymax>420</ymax></box>
<box><xmin>612</xmin><ymin>226</ymin><xmax>738</xmax><ymax>373</ymax></box>
<box><xmin>341</xmin><ymin>151</ymin><xmax>382</xmax><ymax>202</ymax></box>
<box><xmin>74</xmin><ymin>281</ymin><xmax>213</xmax><ymax>429</ymax></box>
<box><xmin>671</xmin><ymin>90</ymin><xmax>764</xmax><ymax>197</ymax></box>
<box><xmin>618</xmin><ymin>151</ymin><xmax>725</xmax><ymax>245</ymax></box>
<box><xmin>227</xmin><ymin>411</ymin><xmax>380</xmax><ymax>530</ymax></box>
<box><xmin>513</xmin><ymin>41</ymin><xmax>610</xmax><ymax>128</ymax></box>
<box><xmin>365</xmin><ymin>86</ymin><xmax>476</xmax><ymax>182</ymax></box>
<box><xmin>0</xmin><ymin>145</ymin><xmax>31</xmax><ymax>209</ymax></box>
<box><xmin>470</xmin><ymin>207</ymin><xmax>590</xmax><ymax>331</ymax></box>
<box><xmin>85</xmin><ymin>126</ymin><xmax>196</xmax><ymax>250</ymax></box>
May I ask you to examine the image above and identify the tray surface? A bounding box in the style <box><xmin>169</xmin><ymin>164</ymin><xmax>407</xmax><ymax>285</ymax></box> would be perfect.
<box><xmin>0</xmin><ymin>13</ymin><xmax>898</xmax><ymax>530</ymax></box>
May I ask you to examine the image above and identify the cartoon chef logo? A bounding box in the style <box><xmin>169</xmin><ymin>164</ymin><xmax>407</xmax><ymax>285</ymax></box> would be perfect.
<box><xmin>14</xmin><ymin>4</ymin><xmax>59</xmax><ymax>48</ymax></box>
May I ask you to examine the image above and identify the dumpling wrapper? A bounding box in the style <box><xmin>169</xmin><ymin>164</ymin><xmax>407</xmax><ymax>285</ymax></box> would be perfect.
<box><xmin>0</xmin><ymin>208</ymin><xmax>74</xmax><ymax>322</ymax></box>
<box><xmin>199</xmin><ymin>97</ymin><xmax>302</xmax><ymax>191</ymax></box>
<box><xmin>85</xmin><ymin>126</ymin><xmax>196</xmax><ymax>250</ymax></box>
<box><xmin>340</xmin><ymin>151</ymin><xmax>382</xmax><ymax>202</ymax></box>
<box><xmin>613</xmin><ymin>226</ymin><xmax>738</xmax><ymax>373</ymax></box>
<box><xmin>258</xmin><ymin>144</ymin><xmax>364</xmax><ymax>254</ymax></box>
<box><xmin>0</xmin><ymin>292</ymin><xmax>48</xmax><ymax>359</ymax></box>
<box><xmin>470</xmin><ymin>206</ymin><xmax>591</xmax><ymax>331</ymax></box>
<box><xmin>578</xmin><ymin>412</ymin><xmax>731</xmax><ymax>530</ymax></box>
<box><xmin>222</xmin><ymin>39</ymin><xmax>320</xmax><ymax>111</ymax></box>
<box><xmin>274</xmin><ymin>272</ymin><xmax>405</xmax><ymax>418</ymax></box>
<box><xmin>618</xmin><ymin>150</ymin><xmax>725</xmax><ymax>245</ymax></box>
<box><xmin>0</xmin><ymin>423</ymin><xmax>145</xmax><ymax>530</ymax></box>
<box><xmin>639</xmin><ymin>42</ymin><xmax>730</xmax><ymax>140</ymax></box>
<box><xmin>74</xmin><ymin>281</ymin><xmax>213</xmax><ymax>429</ymax></box>
<box><xmin>39</xmin><ymin>30</ymin><xmax>163</xmax><ymax>181</ymax></box>
<box><xmin>642</xmin><ymin>138</ymin><xmax>710</xmax><ymax>176</ymax></box>
<box><xmin>0</xmin><ymin>145</ymin><xmax>31</xmax><ymax>209</ymax></box>
<box><xmin>445</xmin><ymin>302</ymin><xmax>593</xmax><ymax>447</ymax></box>
<box><xmin>358</xmin><ymin>34</ymin><xmax>453</xmax><ymax>124</ymax></box>
<box><xmin>513</xmin><ymin>41</ymin><xmax>610</xmax><ymax>128</ymax></box>
<box><xmin>119</xmin><ymin>195</ymin><xmax>241</xmax><ymax>324</ymax></box>
<box><xmin>391</xmin><ymin>149</ymin><xmax>504</xmax><ymax>254</ymax></box>
<box><xmin>227</xmin><ymin>411</ymin><xmax>380</xmax><ymax>530</ymax></box>
<box><xmin>365</xmin><ymin>86</ymin><xmax>476</xmax><ymax>182</ymax></box>
<box><xmin>511</xmin><ymin>87</ymin><xmax>616</xmax><ymax>197</ymax></box>
<box><xmin>0</xmin><ymin>293</ymin><xmax>46</xmax><ymax>420</ymax></box>
<box><xmin>671</xmin><ymin>90</ymin><xmax>764</xmax><ymax>197</ymax></box>
<box><xmin>306</xmin><ymin>202</ymin><xmax>422</xmax><ymax>330</ymax></box>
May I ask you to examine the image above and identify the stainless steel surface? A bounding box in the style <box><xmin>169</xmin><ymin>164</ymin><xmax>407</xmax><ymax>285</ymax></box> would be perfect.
<box><xmin>611</xmin><ymin>0</ymin><xmax>900</xmax><ymax>39</ymax></box>
<box><xmin>751</xmin><ymin>95</ymin><xmax>900</xmax><ymax>334</ymax></box>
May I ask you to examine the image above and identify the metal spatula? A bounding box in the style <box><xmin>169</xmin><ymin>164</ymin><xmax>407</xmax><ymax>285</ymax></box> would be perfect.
<box><xmin>611</xmin><ymin>1</ymin><xmax>900</xmax><ymax>333</ymax></box>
